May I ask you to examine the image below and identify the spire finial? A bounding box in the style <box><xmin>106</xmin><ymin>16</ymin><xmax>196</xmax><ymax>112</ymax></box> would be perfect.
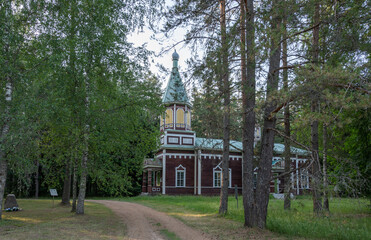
<box><xmin>172</xmin><ymin>49</ymin><xmax>179</xmax><ymax>61</ymax></box>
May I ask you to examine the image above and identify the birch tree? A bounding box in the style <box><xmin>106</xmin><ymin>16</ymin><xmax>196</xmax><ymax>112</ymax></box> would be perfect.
<box><xmin>0</xmin><ymin>1</ymin><xmax>36</xmax><ymax>219</ymax></box>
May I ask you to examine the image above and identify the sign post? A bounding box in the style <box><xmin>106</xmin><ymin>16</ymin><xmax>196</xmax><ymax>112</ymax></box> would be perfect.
<box><xmin>234</xmin><ymin>184</ymin><xmax>238</xmax><ymax>209</ymax></box>
<box><xmin>49</xmin><ymin>189</ymin><xmax>58</xmax><ymax>208</ymax></box>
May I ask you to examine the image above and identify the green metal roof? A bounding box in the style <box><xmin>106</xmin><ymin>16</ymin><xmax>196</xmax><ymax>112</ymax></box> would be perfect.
<box><xmin>162</xmin><ymin>50</ymin><xmax>190</xmax><ymax>106</ymax></box>
<box><xmin>273</xmin><ymin>143</ymin><xmax>309</xmax><ymax>156</ymax></box>
<box><xmin>195</xmin><ymin>138</ymin><xmax>309</xmax><ymax>156</ymax></box>
<box><xmin>196</xmin><ymin>138</ymin><xmax>242</xmax><ymax>152</ymax></box>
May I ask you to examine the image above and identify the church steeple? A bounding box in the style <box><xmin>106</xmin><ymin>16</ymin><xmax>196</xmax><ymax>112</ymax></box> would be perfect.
<box><xmin>160</xmin><ymin>50</ymin><xmax>192</xmax><ymax>131</ymax></box>
<box><xmin>162</xmin><ymin>50</ymin><xmax>190</xmax><ymax>106</ymax></box>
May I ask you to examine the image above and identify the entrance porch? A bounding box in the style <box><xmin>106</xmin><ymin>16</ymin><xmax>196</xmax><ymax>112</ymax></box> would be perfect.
<box><xmin>142</xmin><ymin>158</ymin><xmax>162</xmax><ymax>195</ymax></box>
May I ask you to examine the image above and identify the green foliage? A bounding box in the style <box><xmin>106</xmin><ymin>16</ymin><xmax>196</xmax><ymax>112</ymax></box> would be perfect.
<box><xmin>1</xmin><ymin>0</ymin><xmax>164</xmax><ymax>199</ymax></box>
<box><xmin>328</xmin><ymin>109</ymin><xmax>371</xmax><ymax>197</ymax></box>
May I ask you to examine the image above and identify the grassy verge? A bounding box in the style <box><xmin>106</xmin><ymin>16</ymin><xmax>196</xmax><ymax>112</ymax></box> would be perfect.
<box><xmin>117</xmin><ymin>195</ymin><xmax>284</xmax><ymax>240</ymax></box>
<box><xmin>0</xmin><ymin>199</ymin><xmax>126</xmax><ymax>240</ymax></box>
<box><xmin>120</xmin><ymin>195</ymin><xmax>370</xmax><ymax>240</ymax></box>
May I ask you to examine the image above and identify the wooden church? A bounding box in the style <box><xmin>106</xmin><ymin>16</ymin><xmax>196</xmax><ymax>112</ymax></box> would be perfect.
<box><xmin>142</xmin><ymin>51</ymin><xmax>310</xmax><ymax>196</ymax></box>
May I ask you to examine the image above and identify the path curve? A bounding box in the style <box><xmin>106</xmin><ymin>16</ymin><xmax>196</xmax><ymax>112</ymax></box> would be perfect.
<box><xmin>88</xmin><ymin>200</ymin><xmax>211</xmax><ymax>240</ymax></box>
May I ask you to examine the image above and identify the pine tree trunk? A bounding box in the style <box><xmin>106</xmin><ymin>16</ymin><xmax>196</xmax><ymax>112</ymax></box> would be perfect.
<box><xmin>311</xmin><ymin>2</ymin><xmax>323</xmax><ymax>215</ymax></box>
<box><xmin>311</xmin><ymin>106</ymin><xmax>322</xmax><ymax>214</ymax></box>
<box><xmin>61</xmin><ymin>160</ymin><xmax>71</xmax><ymax>205</ymax></box>
<box><xmin>218</xmin><ymin>0</ymin><xmax>230</xmax><ymax>215</ymax></box>
<box><xmin>35</xmin><ymin>159</ymin><xmax>39</xmax><ymax>199</ymax></box>
<box><xmin>256</xmin><ymin>0</ymin><xmax>281</xmax><ymax>228</ymax></box>
<box><xmin>241</xmin><ymin>0</ymin><xmax>257</xmax><ymax>227</ymax></box>
<box><xmin>323</xmin><ymin>124</ymin><xmax>329</xmax><ymax>211</ymax></box>
<box><xmin>283</xmin><ymin>7</ymin><xmax>291</xmax><ymax>210</ymax></box>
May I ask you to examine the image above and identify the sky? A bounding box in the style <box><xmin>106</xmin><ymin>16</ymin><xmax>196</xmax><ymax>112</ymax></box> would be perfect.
<box><xmin>127</xmin><ymin>25</ymin><xmax>192</xmax><ymax>90</ymax></box>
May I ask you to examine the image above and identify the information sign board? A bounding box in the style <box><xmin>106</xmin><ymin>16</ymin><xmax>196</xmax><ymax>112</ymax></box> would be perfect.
<box><xmin>49</xmin><ymin>189</ymin><xmax>58</xmax><ymax>196</ymax></box>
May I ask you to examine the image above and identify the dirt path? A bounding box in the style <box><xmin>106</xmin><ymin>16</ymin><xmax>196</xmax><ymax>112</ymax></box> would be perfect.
<box><xmin>88</xmin><ymin>200</ymin><xmax>211</xmax><ymax>240</ymax></box>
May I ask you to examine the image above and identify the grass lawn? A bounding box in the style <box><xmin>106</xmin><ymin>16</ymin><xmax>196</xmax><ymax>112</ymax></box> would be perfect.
<box><xmin>120</xmin><ymin>195</ymin><xmax>370</xmax><ymax>240</ymax></box>
<box><xmin>0</xmin><ymin>199</ymin><xmax>126</xmax><ymax>240</ymax></box>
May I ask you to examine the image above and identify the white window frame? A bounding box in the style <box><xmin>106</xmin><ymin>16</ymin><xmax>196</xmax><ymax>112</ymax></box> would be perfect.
<box><xmin>175</xmin><ymin>165</ymin><xmax>186</xmax><ymax>187</ymax></box>
<box><xmin>300</xmin><ymin>169</ymin><xmax>310</xmax><ymax>189</ymax></box>
<box><xmin>213</xmin><ymin>163</ymin><xmax>231</xmax><ymax>188</ymax></box>
<box><xmin>213</xmin><ymin>169</ymin><xmax>221</xmax><ymax>188</ymax></box>
<box><xmin>168</xmin><ymin>137</ymin><xmax>179</xmax><ymax>144</ymax></box>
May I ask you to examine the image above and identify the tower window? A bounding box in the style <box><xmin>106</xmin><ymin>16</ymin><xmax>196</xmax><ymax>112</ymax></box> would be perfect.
<box><xmin>165</xmin><ymin>109</ymin><xmax>173</xmax><ymax>124</ymax></box>
<box><xmin>176</xmin><ymin>108</ymin><xmax>184</xmax><ymax>124</ymax></box>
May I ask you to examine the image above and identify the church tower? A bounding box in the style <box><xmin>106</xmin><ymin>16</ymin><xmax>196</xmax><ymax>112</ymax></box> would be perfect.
<box><xmin>158</xmin><ymin>51</ymin><xmax>196</xmax><ymax>195</ymax></box>
<box><xmin>160</xmin><ymin>50</ymin><xmax>192</xmax><ymax>132</ymax></box>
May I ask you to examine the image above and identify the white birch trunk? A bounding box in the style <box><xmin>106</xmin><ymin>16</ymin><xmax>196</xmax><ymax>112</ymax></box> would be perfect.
<box><xmin>76</xmin><ymin>74</ymin><xmax>90</xmax><ymax>214</ymax></box>
<box><xmin>0</xmin><ymin>82</ymin><xmax>12</xmax><ymax>220</ymax></box>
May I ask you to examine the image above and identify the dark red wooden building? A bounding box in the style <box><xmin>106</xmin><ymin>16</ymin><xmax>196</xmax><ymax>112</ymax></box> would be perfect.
<box><xmin>142</xmin><ymin>51</ymin><xmax>310</xmax><ymax>196</ymax></box>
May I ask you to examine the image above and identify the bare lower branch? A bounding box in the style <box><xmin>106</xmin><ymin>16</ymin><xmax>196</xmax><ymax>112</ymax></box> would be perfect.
<box><xmin>279</xmin><ymin>22</ymin><xmax>322</xmax><ymax>45</ymax></box>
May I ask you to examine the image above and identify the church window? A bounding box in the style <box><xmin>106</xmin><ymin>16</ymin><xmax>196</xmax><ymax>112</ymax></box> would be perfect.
<box><xmin>165</xmin><ymin>109</ymin><xmax>173</xmax><ymax>124</ymax></box>
<box><xmin>176</xmin><ymin>108</ymin><xmax>184</xmax><ymax>124</ymax></box>
<box><xmin>213</xmin><ymin>163</ymin><xmax>231</xmax><ymax>188</ymax></box>
<box><xmin>214</xmin><ymin>171</ymin><xmax>221</xmax><ymax>187</ymax></box>
<box><xmin>175</xmin><ymin>165</ymin><xmax>186</xmax><ymax>187</ymax></box>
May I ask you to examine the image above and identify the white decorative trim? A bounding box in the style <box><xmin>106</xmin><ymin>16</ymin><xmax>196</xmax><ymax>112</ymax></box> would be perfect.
<box><xmin>201</xmin><ymin>153</ymin><xmax>242</xmax><ymax>161</ymax></box>
<box><xmin>198</xmin><ymin>150</ymin><xmax>201</xmax><ymax>195</ymax></box>
<box><xmin>166</xmin><ymin>133</ymin><xmax>195</xmax><ymax>138</ymax></box>
<box><xmin>162</xmin><ymin>131</ymin><xmax>196</xmax><ymax>146</ymax></box>
<box><xmin>194</xmin><ymin>151</ymin><xmax>197</xmax><ymax>195</ymax></box>
<box><xmin>175</xmin><ymin>164</ymin><xmax>186</xmax><ymax>187</ymax></box>
<box><xmin>162</xmin><ymin>149</ymin><xmax>166</xmax><ymax>194</ymax></box>
<box><xmin>157</xmin><ymin>153</ymin><xmax>195</xmax><ymax>159</ymax></box>
<box><xmin>157</xmin><ymin>153</ymin><xmax>242</xmax><ymax>161</ymax></box>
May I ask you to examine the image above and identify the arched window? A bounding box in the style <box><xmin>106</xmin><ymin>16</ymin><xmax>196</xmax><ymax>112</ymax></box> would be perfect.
<box><xmin>187</xmin><ymin>110</ymin><xmax>191</xmax><ymax>127</ymax></box>
<box><xmin>175</xmin><ymin>165</ymin><xmax>186</xmax><ymax>187</ymax></box>
<box><xmin>165</xmin><ymin>109</ymin><xmax>173</xmax><ymax>124</ymax></box>
<box><xmin>213</xmin><ymin>162</ymin><xmax>231</xmax><ymax>188</ymax></box>
<box><xmin>176</xmin><ymin>108</ymin><xmax>184</xmax><ymax>124</ymax></box>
